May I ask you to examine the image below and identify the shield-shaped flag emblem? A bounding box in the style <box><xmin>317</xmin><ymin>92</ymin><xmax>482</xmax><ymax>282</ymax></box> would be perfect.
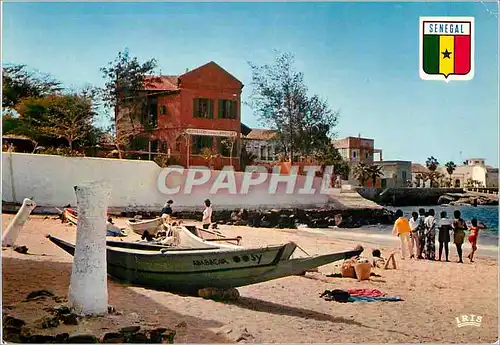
<box><xmin>419</xmin><ymin>17</ymin><xmax>475</xmax><ymax>81</ymax></box>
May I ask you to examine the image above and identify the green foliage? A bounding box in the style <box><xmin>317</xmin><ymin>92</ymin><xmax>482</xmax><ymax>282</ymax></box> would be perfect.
<box><xmin>14</xmin><ymin>93</ymin><xmax>97</xmax><ymax>150</ymax></box>
<box><xmin>445</xmin><ymin>161</ymin><xmax>457</xmax><ymax>176</ymax></box>
<box><xmin>240</xmin><ymin>144</ymin><xmax>257</xmax><ymax>170</ymax></box>
<box><xmin>353</xmin><ymin>163</ymin><xmax>370</xmax><ymax>186</ymax></box>
<box><xmin>36</xmin><ymin>147</ymin><xmax>85</xmax><ymax>157</ymax></box>
<box><xmin>2</xmin><ymin>64</ymin><xmax>62</xmax><ymax>109</ymax></box>
<box><xmin>154</xmin><ymin>154</ymin><xmax>182</xmax><ymax>168</ymax></box>
<box><xmin>366</xmin><ymin>165</ymin><xmax>384</xmax><ymax>186</ymax></box>
<box><xmin>426</xmin><ymin>156</ymin><xmax>439</xmax><ymax>172</ymax></box>
<box><xmin>201</xmin><ymin>147</ymin><xmax>220</xmax><ymax>169</ymax></box>
<box><xmin>247</xmin><ymin>51</ymin><xmax>339</xmax><ymax>162</ymax></box>
<box><xmin>315</xmin><ymin>144</ymin><xmax>349</xmax><ymax>179</ymax></box>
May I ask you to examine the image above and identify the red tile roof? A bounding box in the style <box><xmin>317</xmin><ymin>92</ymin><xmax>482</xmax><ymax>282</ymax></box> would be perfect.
<box><xmin>144</xmin><ymin>75</ymin><xmax>179</xmax><ymax>91</ymax></box>
<box><xmin>245</xmin><ymin>128</ymin><xmax>277</xmax><ymax>140</ymax></box>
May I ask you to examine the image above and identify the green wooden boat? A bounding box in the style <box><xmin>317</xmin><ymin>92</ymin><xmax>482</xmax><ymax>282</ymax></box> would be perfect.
<box><xmin>47</xmin><ymin>235</ymin><xmax>362</xmax><ymax>292</ymax></box>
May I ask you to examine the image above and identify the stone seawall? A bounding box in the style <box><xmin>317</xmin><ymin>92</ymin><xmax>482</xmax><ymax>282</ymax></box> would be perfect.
<box><xmin>356</xmin><ymin>188</ymin><xmax>465</xmax><ymax>206</ymax></box>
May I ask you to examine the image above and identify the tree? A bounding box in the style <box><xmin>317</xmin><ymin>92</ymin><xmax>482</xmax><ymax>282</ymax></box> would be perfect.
<box><xmin>14</xmin><ymin>92</ymin><xmax>97</xmax><ymax>151</ymax></box>
<box><xmin>426</xmin><ymin>156</ymin><xmax>439</xmax><ymax>172</ymax></box>
<box><xmin>353</xmin><ymin>163</ymin><xmax>370</xmax><ymax>187</ymax></box>
<box><xmin>2</xmin><ymin>64</ymin><xmax>62</xmax><ymax>109</ymax></box>
<box><xmin>445</xmin><ymin>161</ymin><xmax>457</xmax><ymax>178</ymax></box>
<box><xmin>240</xmin><ymin>143</ymin><xmax>257</xmax><ymax>170</ymax></box>
<box><xmin>426</xmin><ymin>170</ymin><xmax>443</xmax><ymax>188</ymax></box>
<box><xmin>247</xmin><ymin>51</ymin><xmax>338</xmax><ymax>162</ymax></box>
<box><xmin>220</xmin><ymin>137</ymin><xmax>236</xmax><ymax>168</ymax></box>
<box><xmin>201</xmin><ymin>147</ymin><xmax>220</xmax><ymax>170</ymax></box>
<box><xmin>100</xmin><ymin>49</ymin><xmax>158</xmax><ymax>158</ymax></box>
<box><xmin>315</xmin><ymin>144</ymin><xmax>350</xmax><ymax>180</ymax></box>
<box><xmin>366</xmin><ymin>165</ymin><xmax>384</xmax><ymax>187</ymax></box>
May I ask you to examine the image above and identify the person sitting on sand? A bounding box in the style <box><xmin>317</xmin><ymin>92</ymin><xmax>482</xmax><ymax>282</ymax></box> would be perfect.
<box><xmin>392</xmin><ymin>209</ymin><xmax>412</xmax><ymax>260</ymax></box>
<box><xmin>106</xmin><ymin>218</ymin><xmax>125</xmax><ymax>237</ymax></box>
<box><xmin>437</xmin><ymin>211</ymin><xmax>453</xmax><ymax>262</ymax></box>
<box><xmin>408</xmin><ymin>211</ymin><xmax>420</xmax><ymax>259</ymax></box>
<box><xmin>424</xmin><ymin>209</ymin><xmax>436</xmax><ymax>261</ymax></box>
<box><xmin>467</xmin><ymin>218</ymin><xmax>487</xmax><ymax>263</ymax></box>
<box><xmin>161</xmin><ymin>200</ymin><xmax>174</xmax><ymax>216</ymax></box>
<box><xmin>372</xmin><ymin>249</ymin><xmax>385</xmax><ymax>268</ymax></box>
<box><xmin>452</xmin><ymin>210</ymin><xmax>467</xmax><ymax>263</ymax></box>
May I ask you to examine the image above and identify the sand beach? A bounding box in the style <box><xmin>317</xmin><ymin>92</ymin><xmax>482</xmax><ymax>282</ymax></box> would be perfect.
<box><xmin>2</xmin><ymin>214</ymin><xmax>498</xmax><ymax>343</ymax></box>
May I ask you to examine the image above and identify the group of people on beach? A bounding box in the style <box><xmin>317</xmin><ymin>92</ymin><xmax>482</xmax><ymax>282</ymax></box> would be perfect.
<box><xmin>392</xmin><ymin>208</ymin><xmax>487</xmax><ymax>263</ymax></box>
<box><xmin>160</xmin><ymin>198</ymin><xmax>213</xmax><ymax>229</ymax></box>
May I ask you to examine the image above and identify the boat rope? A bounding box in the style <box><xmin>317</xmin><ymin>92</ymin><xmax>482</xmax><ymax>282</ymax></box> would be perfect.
<box><xmin>296</xmin><ymin>244</ymin><xmax>311</xmax><ymax>257</ymax></box>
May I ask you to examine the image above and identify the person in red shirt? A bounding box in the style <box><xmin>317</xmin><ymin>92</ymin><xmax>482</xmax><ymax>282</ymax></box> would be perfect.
<box><xmin>467</xmin><ymin>218</ymin><xmax>487</xmax><ymax>263</ymax></box>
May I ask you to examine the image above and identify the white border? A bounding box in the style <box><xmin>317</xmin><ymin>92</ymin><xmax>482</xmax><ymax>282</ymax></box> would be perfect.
<box><xmin>419</xmin><ymin>16</ymin><xmax>476</xmax><ymax>82</ymax></box>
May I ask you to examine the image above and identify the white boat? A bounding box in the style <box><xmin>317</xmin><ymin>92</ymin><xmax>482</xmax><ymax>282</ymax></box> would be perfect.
<box><xmin>126</xmin><ymin>217</ymin><xmax>163</xmax><ymax>235</ymax></box>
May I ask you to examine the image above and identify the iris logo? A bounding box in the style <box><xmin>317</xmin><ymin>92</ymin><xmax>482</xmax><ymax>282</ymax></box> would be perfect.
<box><xmin>455</xmin><ymin>314</ymin><xmax>483</xmax><ymax>328</ymax></box>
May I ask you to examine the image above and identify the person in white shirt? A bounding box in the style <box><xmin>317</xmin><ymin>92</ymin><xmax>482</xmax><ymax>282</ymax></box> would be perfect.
<box><xmin>408</xmin><ymin>211</ymin><xmax>420</xmax><ymax>259</ymax></box>
<box><xmin>202</xmin><ymin>199</ymin><xmax>213</xmax><ymax>230</ymax></box>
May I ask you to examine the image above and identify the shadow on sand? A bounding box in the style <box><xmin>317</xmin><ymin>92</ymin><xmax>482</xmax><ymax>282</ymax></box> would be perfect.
<box><xmin>2</xmin><ymin>257</ymin><xmax>230</xmax><ymax>343</ymax></box>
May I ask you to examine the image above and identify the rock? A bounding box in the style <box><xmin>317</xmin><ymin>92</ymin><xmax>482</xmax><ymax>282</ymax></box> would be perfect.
<box><xmin>55</xmin><ymin>333</ymin><xmax>70</xmax><ymax>343</ymax></box>
<box><xmin>20</xmin><ymin>326</ymin><xmax>33</xmax><ymax>341</ymax></box>
<box><xmin>13</xmin><ymin>245</ymin><xmax>29</xmax><ymax>254</ymax></box>
<box><xmin>29</xmin><ymin>334</ymin><xmax>57</xmax><ymax>343</ymax></box>
<box><xmin>53</xmin><ymin>305</ymin><xmax>72</xmax><ymax>315</ymax></box>
<box><xmin>25</xmin><ymin>289</ymin><xmax>54</xmax><ymax>301</ymax></box>
<box><xmin>163</xmin><ymin>329</ymin><xmax>176</xmax><ymax>344</ymax></box>
<box><xmin>40</xmin><ymin>316</ymin><xmax>60</xmax><ymax>329</ymax></box>
<box><xmin>102</xmin><ymin>332</ymin><xmax>124</xmax><ymax>343</ymax></box>
<box><xmin>120</xmin><ymin>325</ymin><xmax>141</xmax><ymax>334</ymax></box>
<box><xmin>438</xmin><ymin>195</ymin><xmax>456</xmax><ymax>205</ymax></box>
<box><xmin>126</xmin><ymin>312</ymin><xmax>139</xmax><ymax>320</ymax></box>
<box><xmin>60</xmin><ymin>313</ymin><xmax>79</xmax><ymax>325</ymax></box>
<box><xmin>67</xmin><ymin>334</ymin><xmax>99</xmax><ymax>343</ymax></box>
<box><xmin>127</xmin><ymin>332</ymin><xmax>149</xmax><ymax>343</ymax></box>
<box><xmin>3</xmin><ymin>315</ymin><xmax>26</xmax><ymax>329</ymax></box>
<box><xmin>2</xmin><ymin>327</ymin><xmax>21</xmax><ymax>343</ymax></box>
<box><xmin>198</xmin><ymin>287</ymin><xmax>240</xmax><ymax>301</ymax></box>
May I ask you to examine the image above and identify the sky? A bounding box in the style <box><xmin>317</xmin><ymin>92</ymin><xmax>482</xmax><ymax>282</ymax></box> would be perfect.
<box><xmin>2</xmin><ymin>1</ymin><xmax>499</xmax><ymax>166</ymax></box>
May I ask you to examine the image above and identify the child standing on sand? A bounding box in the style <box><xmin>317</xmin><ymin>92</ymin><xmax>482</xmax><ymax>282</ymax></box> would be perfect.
<box><xmin>467</xmin><ymin>218</ymin><xmax>487</xmax><ymax>263</ymax></box>
<box><xmin>392</xmin><ymin>209</ymin><xmax>412</xmax><ymax>260</ymax></box>
<box><xmin>452</xmin><ymin>210</ymin><xmax>467</xmax><ymax>263</ymax></box>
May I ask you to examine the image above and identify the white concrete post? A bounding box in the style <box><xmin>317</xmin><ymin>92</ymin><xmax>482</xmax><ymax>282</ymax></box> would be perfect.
<box><xmin>68</xmin><ymin>181</ymin><xmax>111</xmax><ymax>316</ymax></box>
<box><xmin>2</xmin><ymin>198</ymin><xmax>37</xmax><ymax>247</ymax></box>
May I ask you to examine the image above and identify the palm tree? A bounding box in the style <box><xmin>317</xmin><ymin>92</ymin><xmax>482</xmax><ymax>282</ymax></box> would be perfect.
<box><xmin>366</xmin><ymin>165</ymin><xmax>384</xmax><ymax>187</ymax></box>
<box><xmin>445</xmin><ymin>161</ymin><xmax>456</xmax><ymax>178</ymax></box>
<box><xmin>353</xmin><ymin>163</ymin><xmax>370</xmax><ymax>187</ymax></box>
<box><xmin>426</xmin><ymin>156</ymin><xmax>439</xmax><ymax>172</ymax></box>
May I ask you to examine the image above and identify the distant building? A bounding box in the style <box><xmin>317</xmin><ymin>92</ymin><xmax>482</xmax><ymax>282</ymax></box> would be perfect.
<box><xmin>331</xmin><ymin>136</ymin><xmax>383</xmax><ymax>164</ymax></box>
<box><xmin>332</xmin><ymin>136</ymin><xmax>383</xmax><ymax>185</ymax></box>
<box><xmin>244</xmin><ymin>128</ymin><xmax>278</xmax><ymax>162</ymax></box>
<box><xmin>115</xmin><ymin>61</ymin><xmax>243</xmax><ymax>170</ymax></box>
<box><xmin>412</xmin><ymin>158</ymin><xmax>499</xmax><ymax>188</ymax></box>
<box><xmin>374</xmin><ymin>160</ymin><xmax>412</xmax><ymax>188</ymax></box>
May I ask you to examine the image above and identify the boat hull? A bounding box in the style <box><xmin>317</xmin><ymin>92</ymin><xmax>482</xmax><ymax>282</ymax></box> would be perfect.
<box><xmin>47</xmin><ymin>235</ymin><xmax>361</xmax><ymax>291</ymax></box>
<box><xmin>126</xmin><ymin>218</ymin><xmax>162</xmax><ymax>235</ymax></box>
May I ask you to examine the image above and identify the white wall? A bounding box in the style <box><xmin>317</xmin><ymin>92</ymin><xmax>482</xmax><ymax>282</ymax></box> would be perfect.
<box><xmin>2</xmin><ymin>153</ymin><xmax>331</xmax><ymax>211</ymax></box>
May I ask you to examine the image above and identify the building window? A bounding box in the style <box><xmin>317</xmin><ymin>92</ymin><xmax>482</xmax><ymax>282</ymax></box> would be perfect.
<box><xmin>160</xmin><ymin>105</ymin><xmax>167</xmax><ymax>116</ymax></box>
<box><xmin>365</xmin><ymin>152</ymin><xmax>369</xmax><ymax>159</ymax></box>
<box><xmin>151</xmin><ymin>140</ymin><xmax>159</xmax><ymax>152</ymax></box>
<box><xmin>161</xmin><ymin>141</ymin><xmax>167</xmax><ymax>153</ymax></box>
<box><xmin>218</xmin><ymin>100</ymin><xmax>237</xmax><ymax>119</ymax></box>
<box><xmin>193</xmin><ymin>98</ymin><xmax>214</xmax><ymax>119</ymax></box>
<box><xmin>260</xmin><ymin>146</ymin><xmax>266</xmax><ymax>160</ymax></box>
<box><xmin>402</xmin><ymin>171</ymin><xmax>407</xmax><ymax>182</ymax></box>
<box><xmin>149</xmin><ymin>99</ymin><xmax>158</xmax><ymax>128</ymax></box>
<box><xmin>192</xmin><ymin>135</ymin><xmax>213</xmax><ymax>154</ymax></box>
<box><xmin>175</xmin><ymin>137</ymin><xmax>182</xmax><ymax>152</ymax></box>
<box><xmin>352</xmin><ymin>151</ymin><xmax>357</xmax><ymax>158</ymax></box>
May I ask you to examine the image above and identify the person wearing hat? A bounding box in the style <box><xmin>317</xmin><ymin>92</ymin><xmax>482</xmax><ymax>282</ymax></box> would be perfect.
<box><xmin>161</xmin><ymin>200</ymin><xmax>174</xmax><ymax>216</ymax></box>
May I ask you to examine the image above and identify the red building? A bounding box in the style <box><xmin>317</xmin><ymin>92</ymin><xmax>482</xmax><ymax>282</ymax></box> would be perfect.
<box><xmin>116</xmin><ymin>61</ymin><xmax>244</xmax><ymax>170</ymax></box>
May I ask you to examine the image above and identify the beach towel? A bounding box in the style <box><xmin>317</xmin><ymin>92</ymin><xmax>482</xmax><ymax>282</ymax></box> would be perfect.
<box><xmin>347</xmin><ymin>288</ymin><xmax>384</xmax><ymax>297</ymax></box>
<box><xmin>348</xmin><ymin>296</ymin><xmax>403</xmax><ymax>303</ymax></box>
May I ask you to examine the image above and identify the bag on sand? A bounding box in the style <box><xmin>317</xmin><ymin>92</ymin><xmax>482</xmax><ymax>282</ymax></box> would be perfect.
<box><xmin>353</xmin><ymin>262</ymin><xmax>371</xmax><ymax>281</ymax></box>
<box><xmin>341</xmin><ymin>259</ymin><xmax>357</xmax><ymax>278</ymax></box>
